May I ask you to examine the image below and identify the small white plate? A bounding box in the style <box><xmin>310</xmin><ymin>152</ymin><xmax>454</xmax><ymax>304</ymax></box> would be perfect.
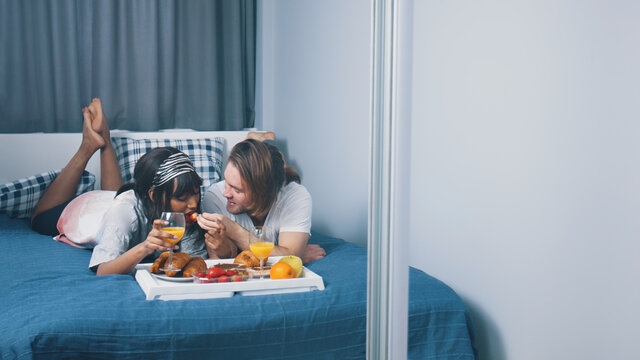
<box><xmin>151</xmin><ymin>273</ymin><xmax>193</xmax><ymax>282</ymax></box>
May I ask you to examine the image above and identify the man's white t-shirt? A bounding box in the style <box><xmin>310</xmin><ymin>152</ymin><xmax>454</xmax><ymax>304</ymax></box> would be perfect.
<box><xmin>202</xmin><ymin>181</ymin><xmax>312</xmax><ymax>243</ymax></box>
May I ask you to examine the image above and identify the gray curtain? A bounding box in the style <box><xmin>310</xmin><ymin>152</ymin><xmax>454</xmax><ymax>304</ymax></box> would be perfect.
<box><xmin>0</xmin><ymin>0</ymin><xmax>256</xmax><ymax>132</ymax></box>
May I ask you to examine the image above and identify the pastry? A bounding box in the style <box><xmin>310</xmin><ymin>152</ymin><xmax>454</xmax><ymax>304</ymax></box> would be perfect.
<box><xmin>213</xmin><ymin>263</ymin><xmax>244</xmax><ymax>271</ymax></box>
<box><xmin>164</xmin><ymin>252</ymin><xmax>191</xmax><ymax>277</ymax></box>
<box><xmin>182</xmin><ymin>257</ymin><xmax>207</xmax><ymax>278</ymax></box>
<box><xmin>234</xmin><ymin>249</ymin><xmax>262</xmax><ymax>268</ymax></box>
<box><xmin>149</xmin><ymin>251</ymin><xmax>169</xmax><ymax>274</ymax></box>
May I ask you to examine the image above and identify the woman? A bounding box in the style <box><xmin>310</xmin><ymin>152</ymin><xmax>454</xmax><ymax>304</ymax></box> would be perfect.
<box><xmin>89</xmin><ymin>146</ymin><xmax>206</xmax><ymax>275</ymax></box>
<box><xmin>30</xmin><ymin>99</ymin><xmax>207</xmax><ymax>275</ymax></box>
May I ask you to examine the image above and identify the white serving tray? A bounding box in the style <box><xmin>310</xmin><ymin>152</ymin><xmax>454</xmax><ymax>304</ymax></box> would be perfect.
<box><xmin>134</xmin><ymin>257</ymin><xmax>325</xmax><ymax>301</ymax></box>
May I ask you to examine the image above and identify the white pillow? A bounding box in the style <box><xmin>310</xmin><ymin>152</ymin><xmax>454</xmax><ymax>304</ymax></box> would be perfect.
<box><xmin>54</xmin><ymin>190</ymin><xmax>116</xmax><ymax>249</ymax></box>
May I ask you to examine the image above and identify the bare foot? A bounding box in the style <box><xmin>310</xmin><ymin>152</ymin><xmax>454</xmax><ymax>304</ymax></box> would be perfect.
<box><xmin>81</xmin><ymin>107</ymin><xmax>105</xmax><ymax>153</ymax></box>
<box><xmin>86</xmin><ymin>98</ymin><xmax>110</xmax><ymax>143</ymax></box>
<box><xmin>247</xmin><ymin>131</ymin><xmax>276</xmax><ymax>142</ymax></box>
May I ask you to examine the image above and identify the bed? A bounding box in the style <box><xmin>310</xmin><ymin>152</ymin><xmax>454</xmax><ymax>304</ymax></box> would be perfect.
<box><xmin>0</xmin><ymin>131</ymin><xmax>476</xmax><ymax>359</ymax></box>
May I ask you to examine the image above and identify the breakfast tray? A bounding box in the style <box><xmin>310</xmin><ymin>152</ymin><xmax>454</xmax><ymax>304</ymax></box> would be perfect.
<box><xmin>134</xmin><ymin>257</ymin><xmax>325</xmax><ymax>301</ymax></box>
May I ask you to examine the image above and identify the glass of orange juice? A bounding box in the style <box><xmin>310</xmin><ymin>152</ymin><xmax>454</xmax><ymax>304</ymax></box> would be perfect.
<box><xmin>249</xmin><ymin>226</ymin><xmax>274</xmax><ymax>279</ymax></box>
<box><xmin>159</xmin><ymin>212</ymin><xmax>186</xmax><ymax>272</ymax></box>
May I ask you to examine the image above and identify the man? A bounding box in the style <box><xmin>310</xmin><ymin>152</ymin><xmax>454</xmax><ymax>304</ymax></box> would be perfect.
<box><xmin>198</xmin><ymin>139</ymin><xmax>326</xmax><ymax>263</ymax></box>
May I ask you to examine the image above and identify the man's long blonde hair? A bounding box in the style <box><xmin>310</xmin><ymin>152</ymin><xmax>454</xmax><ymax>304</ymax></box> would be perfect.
<box><xmin>227</xmin><ymin>139</ymin><xmax>300</xmax><ymax>219</ymax></box>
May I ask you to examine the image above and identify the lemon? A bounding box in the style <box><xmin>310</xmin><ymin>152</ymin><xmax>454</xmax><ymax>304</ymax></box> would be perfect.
<box><xmin>278</xmin><ymin>255</ymin><xmax>303</xmax><ymax>277</ymax></box>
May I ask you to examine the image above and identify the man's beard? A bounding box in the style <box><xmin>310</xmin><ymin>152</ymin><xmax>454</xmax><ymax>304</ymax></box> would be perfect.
<box><xmin>226</xmin><ymin>201</ymin><xmax>245</xmax><ymax>215</ymax></box>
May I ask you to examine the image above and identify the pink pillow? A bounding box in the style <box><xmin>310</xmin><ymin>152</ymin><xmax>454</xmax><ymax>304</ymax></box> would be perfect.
<box><xmin>54</xmin><ymin>190</ymin><xmax>116</xmax><ymax>248</ymax></box>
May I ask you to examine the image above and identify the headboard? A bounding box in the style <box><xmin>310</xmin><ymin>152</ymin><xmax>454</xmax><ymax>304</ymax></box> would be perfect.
<box><xmin>0</xmin><ymin>130</ymin><xmax>250</xmax><ymax>187</ymax></box>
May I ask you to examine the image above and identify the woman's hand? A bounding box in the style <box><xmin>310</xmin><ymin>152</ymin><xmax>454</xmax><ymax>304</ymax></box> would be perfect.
<box><xmin>143</xmin><ymin>219</ymin><xmax>179</xmax><ymax>255</ymax></box>
<box><xmin>96</xmin><ymin>219</ymin><xmax>178</xmax><ymax>276</ymax></box>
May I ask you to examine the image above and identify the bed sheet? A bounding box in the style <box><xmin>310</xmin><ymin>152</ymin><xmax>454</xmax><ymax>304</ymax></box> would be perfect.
<box><xmin>0</xmin><ymin>215</ymin><xmax>475</xmax><ymax>359</ymax></box>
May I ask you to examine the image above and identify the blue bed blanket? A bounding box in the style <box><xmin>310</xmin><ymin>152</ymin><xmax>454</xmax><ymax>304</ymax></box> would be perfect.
<box><xmin>0</xmin><ymin>215</ymin><xmax>475</xmax><ymax>359</ymax></box>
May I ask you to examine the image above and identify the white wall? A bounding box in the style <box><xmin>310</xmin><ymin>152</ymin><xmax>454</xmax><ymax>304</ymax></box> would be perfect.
<box><xmin>410</xmin><ymin>1</ymin><xmax>640</xmax><ymax>360</ymax></box>
<box><xmin>259</xmin><ymin>0</ymin><xmax>640</xmax><ymax>359</ymax></box>
<box><xmin>257</xmin><ymin>0</ymin><xmax>372</xmax><ymax>247</ymax></box>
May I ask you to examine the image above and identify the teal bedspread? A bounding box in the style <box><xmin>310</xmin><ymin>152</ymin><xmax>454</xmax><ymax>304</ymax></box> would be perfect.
<box><xmin>0</xmin><ymin>215</ymin><xmax>475</xmax><ymax>359</ymax></box>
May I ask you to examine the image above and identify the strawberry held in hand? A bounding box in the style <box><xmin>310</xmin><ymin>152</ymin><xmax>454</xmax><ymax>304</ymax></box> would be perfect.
<box><xmin>186</xmin><ymin>212</ymin><xmax>198</xmax><ymax>224</ymax></box>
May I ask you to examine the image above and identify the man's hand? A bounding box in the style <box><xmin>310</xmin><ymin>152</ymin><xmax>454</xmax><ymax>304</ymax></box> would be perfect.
<box><xmin>197</xmin><ymin>212</ymin><xmax>227</xmax><ymax>233</ymax></box>
<box><xmin>204</xmin><ymin>231</ymin><xmax>238</xmax><ymax>259</ymax></box>
<box><xmin>302</xmin><ymin>244</ymin><xmax>326</xmax><ymax>264</ymax></box>
<box><xmin>198</xmin><ymin>212</ymin><xmax>249</xmax><ymax>251</ymax></box>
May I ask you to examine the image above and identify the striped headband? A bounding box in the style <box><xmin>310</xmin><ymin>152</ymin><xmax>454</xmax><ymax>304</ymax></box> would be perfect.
<box><xmin>151</xmin><ymin>152</ymin><xmax>196</xmax><ymax>187</ymax></box>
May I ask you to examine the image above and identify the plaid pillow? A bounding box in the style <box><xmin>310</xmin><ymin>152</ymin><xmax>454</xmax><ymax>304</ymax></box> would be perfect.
<box><xmin>111</xmin><ymin>137</ymin><xmax>225</xmax><ymax>194</ymax></box>
<box><xmin>0</xmin><ymin>170</ymin><xmax>96</xmax><ymax>219</ymax></box>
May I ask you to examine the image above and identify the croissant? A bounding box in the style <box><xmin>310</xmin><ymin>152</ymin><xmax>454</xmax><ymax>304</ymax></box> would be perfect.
<box><xmin>182</xmin><ymin>257</ymin><xmax>207</xmax><ymax>278</ymax></box>
<box><xmin>149</xmin><ymin>251</ymin><xmax>170</xmax><ymax>274</ymax></box>
<box><xmin>234</xmin><ymin>249</ymin><xmax>262</xmax><ymax>268</ymax></box>
<box><xmin>164</xmin><ymin>252</ymin><xmax>191</xmax><ymax>277</ymax></box>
